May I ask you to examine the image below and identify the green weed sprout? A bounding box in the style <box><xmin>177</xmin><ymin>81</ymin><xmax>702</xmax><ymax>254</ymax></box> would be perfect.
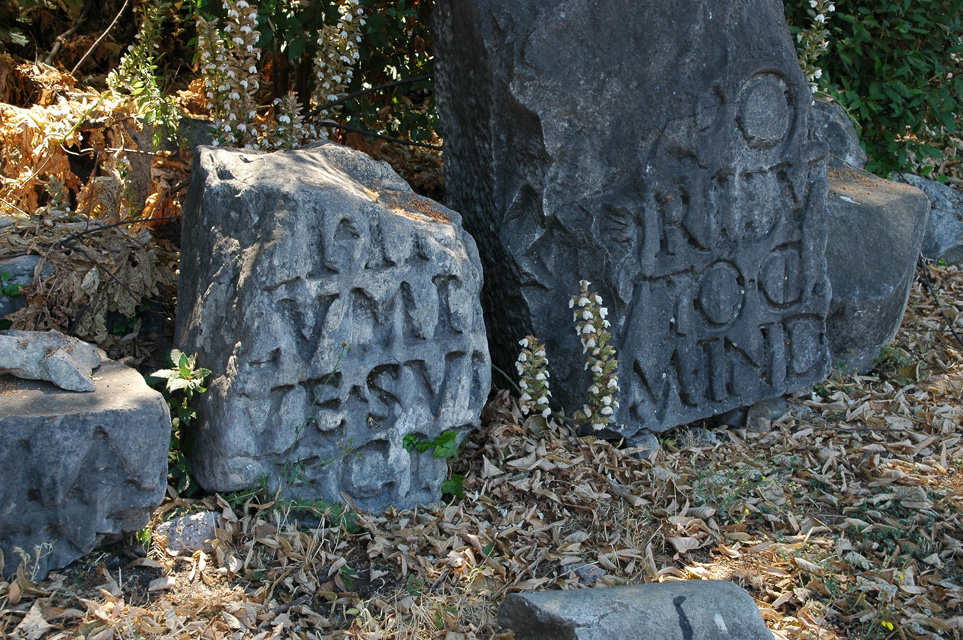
<box><xmin>148</xmin><ymin>349</ymin><xmax>211</xmax><ymax>496</ymax></box>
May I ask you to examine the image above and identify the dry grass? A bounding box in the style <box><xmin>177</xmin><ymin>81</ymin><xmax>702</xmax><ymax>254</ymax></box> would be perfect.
<box><xmin>1</xmin><ymin>263</ymin><xmax>962</xmax><ymax>639</ymax></box>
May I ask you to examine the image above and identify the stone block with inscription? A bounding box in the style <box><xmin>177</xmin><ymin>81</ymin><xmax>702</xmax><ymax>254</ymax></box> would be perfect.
<box><xmin>434</xmin><ymin>0</ymin><xmax>832</xmax><ymax>434</ymax></box>
<box><xmin>175</xmin><ymin>142</ymin><xmax>491</xmax><ymax>512</ymax></box>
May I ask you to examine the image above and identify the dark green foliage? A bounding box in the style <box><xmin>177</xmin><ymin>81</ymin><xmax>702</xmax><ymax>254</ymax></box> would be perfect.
<box><xmin>348</xmin><ymin>0</ymin><xmax>436</xmax><ymax>141</ymax></box>
<box><xmin>403</xmin><ymin>430</ymin><xmax>465</xmax><ymax>497</ymax></box>
<box><xmin>403</xmin><ymin>430</ymin><xmax>458</xmax><ymax>459</ymax></box>
<box><xmin>1</xmin><ymin>271</ymin><xmax>24</xmax><ymax>298</ymax></box>
<box><xmin>787</xmin><ymin>0</ymin><xmax>963</xmax><ymax>175</ymax></box>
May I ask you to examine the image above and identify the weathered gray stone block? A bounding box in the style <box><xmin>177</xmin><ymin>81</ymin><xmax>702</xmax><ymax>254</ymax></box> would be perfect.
<box><xmin>175</xmin><ymin>141</ymin><xmax>490</xmax><ymax>512</ymax></box>
<box><xmin>810</xmin><ymin>99</ymin><xmax>867</xmax><ymax>170</ymax></box>
<box><xmin>498</xmin><ymin>580</ymin><xmax>774</xmax><ymax>640</ymax></box>
<box><xmin>0</xmin><ymin>360</ymin><xmax>170</xmax><ymax>580</ymax></box>
<box><xmin>827</xmin><ymin>167</ymin><xmax>929</xmax><ymax>373</ymax></box>
<box><xmin>0</xmin><ymin>329</ymin><xmax>102</xmax><ymax>392</ymax></box>
<box><xmin>0</xmin><ymin>255</ymin><xmax>53</xmax><ymax>319</ymax></box>
<box><xmin>434</xmin><ymin>0</ymin><xmax>831</xmax><ymax>434</ymax></box>
<box><xmin>899</xmin><ymin>173</ymin><xmax>963</xmax><ymax>264</ymax></box>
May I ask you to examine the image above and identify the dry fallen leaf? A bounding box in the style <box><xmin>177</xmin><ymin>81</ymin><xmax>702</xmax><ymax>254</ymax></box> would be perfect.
<box><xmin>147</xmin><ymin>576</ymin><xmax>176</xmax><ymax>592</ymax></box>
<box><xmin>12</xmin><ymin>602</ymin><xmax>54</xmax><ymax>640</ymax></box>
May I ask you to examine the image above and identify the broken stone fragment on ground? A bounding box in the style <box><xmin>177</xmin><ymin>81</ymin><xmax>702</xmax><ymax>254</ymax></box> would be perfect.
<box><xmin>155</xmin><ymin>511</ymin><xmax>218</xmax><ymax>555</ymax></box>
<box><xmin>0</xmin><ymin>329</ymin><xmax>102</xmax><ymax>392</ymax></box>
<box><xmin>825</xmin><ymin>168</ymin><xmax>930</xmax><ymax>373</ymax></box>
<box><xmin>0</xmin><ymin>359</ymin><xmax>170</xmax><ymax>580</ymax></box>
<box><xmin>498</xmin><ymin>580</ymin><xmax>774</xmax><ymax>640</ymax></box>
<box><xmin>899</xmin><ymin>172</ymin><xmax>963</xmax><ymax>265</ymax></box>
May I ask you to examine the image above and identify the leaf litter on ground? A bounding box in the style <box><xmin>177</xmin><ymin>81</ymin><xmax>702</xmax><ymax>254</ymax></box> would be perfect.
<box><xmin>1</xmin><ymin>263</ymin><xmax>961</xmax><ymax>639</ymax></box>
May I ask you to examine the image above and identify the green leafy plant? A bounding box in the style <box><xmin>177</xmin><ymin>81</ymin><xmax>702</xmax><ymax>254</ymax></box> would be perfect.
<box><xmin>136</xmin><ymin>527</ymin><xmax>152</xmax><ymax>549</ymax></box>
<box><xmin>787</xmin><ymin>0</ymin><xmax>963</xmax><ymax>175</ymax></box>
<box><xmin>691</xmin><ymin>461</ymin><xmax>781</xmax><ymax>524</ymax></box>
<box><xmin>403</xmin><ymin>431</ymin><xmax>464</xmax><ymax>497</ymax></box>
<box><xmin>403</xmin><ymin>430</ymin><xmax>458</xmax><ymax>459</ymax></box>
<box><xmin>107</xmin><ymin>0</ymin><xmax>183</xmax><ymax>146</ymax></box>
<box><xmin>189</xmin><ymin>0</ymin><xmax>436</xmax><ymax>146</ymax></box>
<box><xmin>404</xmin><ymin>574</ymin><xmax>425</xmax><ymax>596</ymax></box>
<box><xmin>1</xmin><ymin>271</ymin><xmax>24</xmax><ymax>298</ymax></box>
<box><xmin>339</xmin><ymin>563</ymin><xmax>360</xmax><ymax>590</ymax></box>
<box><xmin>790</xmin><ymin>0</ymin><xmax>836</xmax><ymax>93</ymax></box>
<box><xmin>148</xmin><ymin>348</ymin><xmax>212</xmax><ymax>496</ymax></box>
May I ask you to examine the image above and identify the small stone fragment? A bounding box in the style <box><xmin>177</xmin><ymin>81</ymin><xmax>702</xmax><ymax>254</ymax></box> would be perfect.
<box><xmin>565</xmin><ymin>563</ymin><xmax>607</xmax><ymax>587</ymax></box>
<box><xmin>498</xmin><ymin>580</ymin><xmax>774</xmax><ymax>640</ymax></box>
<box><xmin>0</xmin><ymin>329</ymin><xmax>101</xmax><ymax>392</ymax></box>
<box><xmin>899</xmin><ymin>172</ymin><xmax>963</xmax><ymax>265</ymax></box>
<box><xmin>810</xmin><ymin>99</ymin><xmax>867</xmax><ymax>170</ymax></box>
<box><xmin>155</xmin><ymin>511</ymin><xmax>218</xmax><ymax>554</ymax></box>
<box><xmin>745</xmin><ymin>402</ymin><xmax>772</xmax><ymax>432</ymax></box>
<box><xmin>0</xmin><ymin>255</ymin><xmax>53</xmax><ymax>319</ymax></box>
<box><xmin>625</xmin><ymin>430</ymin><xmax>660</xmax><ymax>460</ymax></box>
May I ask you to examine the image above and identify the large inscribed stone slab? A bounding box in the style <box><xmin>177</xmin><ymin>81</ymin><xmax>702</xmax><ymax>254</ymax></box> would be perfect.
<box><xmin>176</xmin><ymin>142</ymin><xmax>490</xmax><ymax>512</ymax></box>
<box><xmin>434</xmin><ymin>0</ymin><xmax>831</xmax><ymax>433</ymax></box>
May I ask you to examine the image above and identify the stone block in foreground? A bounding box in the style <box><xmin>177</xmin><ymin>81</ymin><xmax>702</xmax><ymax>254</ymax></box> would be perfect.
<box><xmin>498</xmin><ymin>580</ymin><xmax>773</xmax><ymax>640</ymax></box>
<box><xmin>175</xmin><ymin>141</ymin><xmax>490</xmax><ymax>512</ymax></box>
<box><xmin>434</xmin><ymin>0</ymin><xmax>831</xmax><ymax>435</ymax></box>
<box><xmin>0</xmin><ymin>360</ymin><xmax>170</xmax><ymax>580</ymax></box>
<box><xmin>827</xmin><ymin>167</ymin><xmax>929</xmax><ymax>373</ymax></box>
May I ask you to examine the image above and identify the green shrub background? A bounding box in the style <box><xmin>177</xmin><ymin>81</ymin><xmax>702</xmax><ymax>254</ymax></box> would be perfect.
<box><xmin>786</xmin><ymin>0</ymin><xmax>963</xmax><ymax>176</ymax></box>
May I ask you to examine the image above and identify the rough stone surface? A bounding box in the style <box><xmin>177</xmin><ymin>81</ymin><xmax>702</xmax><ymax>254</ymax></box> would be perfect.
<box><xmin>827</xmin><ymin>167</ymin><xmax>929</xmax><ymax>373</ymax></box>
<box><xmin>810</xmin><ymin>99</ymin><xmax>867</xmax><ymax>169</ymax></box>
<box><xmin>0</xmin><ymin>360</ymin><xmax>170</xmax><ymax>580</ymax></box>
<box><xmin>497</xmin><ymin>580</ymin><xmax>774</xmax><ymax>640</ymax></box>
<box><xmin>625</xmin><ymin>430</ymin><xmax>660</xmax><ymax>460</ymax></box>
<box><xmin>563</xmin><ymin>563</ymin><xmax>607</xmax><ymax>587</ymax></box>
<box><xmin>434</xmin><ymin>0</ymin><xmax>831</xmax><ymax>435</ymax></box>
<box><xmin>175</xmin><ymin>142</ymin><xmax>490</xmax><ymax>513</ymax></box>
<box><xmin>0</xmin><ymin>255</ymin><xmax>53</xmax><ymax>319</ymax></box>
<box><xmin>0</xmin><ymin>329</ymin><xmax>102</xmax><ymax>392</ymax></box>
<box><xmin>155</xmin><ymin>511</ymin><xmax>218</xmax><ymax>555</ymax></box>
<box><xmin>899</xmin><ymin>173</ymin><xmax>963</xmax><ymax>264</ymax></box>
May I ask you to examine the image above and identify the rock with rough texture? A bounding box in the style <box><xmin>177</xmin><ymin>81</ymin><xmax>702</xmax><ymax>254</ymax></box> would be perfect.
<box><xmin>826</xmin><ymin>167</ymin><xmax>929</xmax><ymax>373</ymax></box>
<box><xmin>176</xmin><ymin>141</ymin><xmax>490</xmax><ymax>513</ymax></box>
<box><xmin>810</xmin><ymin>99</ymin><xmax>867</xmax><ymax>169</ymax></box>
<box><xmin>434</xmin><ymin>0</ymin><xmax>831</xmax><ymax>435</ymax></box>
<box><xmin>0</xmin><ymin>360</ymin><xmax>170</xmax><ymax>580</ymax></box>
<box><xmin>155</xmin><ymin>511</ymin><xmax>218</xmax><ymax>555</ymax></box>
<box><xmin>899</xmin><ymin>173</ymin><xmax>963</xmax><ymax>264</ymax></box>
<box><xmin>0</xmin><ymin>329</ymin><xmax>102</xmax><ymax>392</ymax></box>
<box><xmin>0</xmin><ymin>255</ymin><xmax>53</xmax><ymax>319</ymax></box>
<box><xmin>498</xmin><ymin>580</ymin><xmax>774</xmax><ymax>640</ymax></box>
